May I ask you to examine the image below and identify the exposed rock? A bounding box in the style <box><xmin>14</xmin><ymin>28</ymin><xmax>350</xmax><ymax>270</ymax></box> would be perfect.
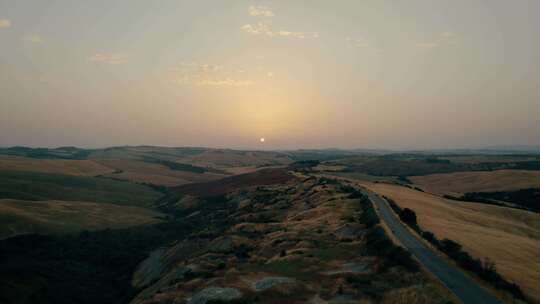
<box><xmin>187</xmin><ymin>287</ymin><xmax>242</xmax><ymax>304</ymax></box>
<box><xmin>296</xmin><ymin>240</ymin><xmax>315</xmax><ymax>248</ymax></box>
<box><xmin>334</xmin><ymin>224</ymin><xmax>366</xmax><ymax>241</ymax></box>
<box><xmin>208</xmin><ymin>236</ymin><xmax>235</xmax><ymax>253</ymax></box>
<box><xmin>323</xmin><ymin>262</ymin><xmax>372</xmax><ymax>275</ymax></box>
<box><xmin>252</xmin><ymin>276</ymin><xmax>295</xmax><ymax>291</ymax></box>
<box><xmin>132</xmin><ymin>248</ymin><xmax>167</xmax><ymax>288</ymax></box>
<box><xmin>238</xmin><ymin>199</ymin><xmax>251</xmax><ymax>209</ymax></box>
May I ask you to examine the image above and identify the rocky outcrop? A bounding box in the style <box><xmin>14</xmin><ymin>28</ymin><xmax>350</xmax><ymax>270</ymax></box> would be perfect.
<box><xmin>187</xmin><ymin>287</ymin><xmax>242</xmax><ymax>304</ymax></box>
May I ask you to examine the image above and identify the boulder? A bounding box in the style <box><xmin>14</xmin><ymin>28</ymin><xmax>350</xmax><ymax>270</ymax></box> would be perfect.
<box><xmin>187</xmin><ymin>287</ymin><xmax>242</xmax><ymax>304</ymax></box>
<box><xmin>252</xmin><ymin>276</ymin><xmax>295</xmax><ymax>291</ymax></box>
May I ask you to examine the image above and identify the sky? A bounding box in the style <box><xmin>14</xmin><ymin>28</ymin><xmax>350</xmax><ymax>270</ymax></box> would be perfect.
<box><xmin>1</xmin><ymin>0</ymin><xmax>539</xmax><ymax>150</ymax></box>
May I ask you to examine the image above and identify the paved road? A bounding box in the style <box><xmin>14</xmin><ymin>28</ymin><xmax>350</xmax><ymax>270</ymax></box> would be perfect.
<box><xmin>364</xmin><ymin>189</ymin><xmax>503</xmax><ymax>304</ymax></box>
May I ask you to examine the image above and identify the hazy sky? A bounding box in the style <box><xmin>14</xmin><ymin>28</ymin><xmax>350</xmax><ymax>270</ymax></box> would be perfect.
<box><xmin>1</xmin><ymin>0</ymin><xmax>539</xmax><ymax>150</ymax></box>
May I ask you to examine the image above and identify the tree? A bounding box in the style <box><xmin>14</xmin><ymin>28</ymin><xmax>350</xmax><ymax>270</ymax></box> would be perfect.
<box><xmin>399</xmin><ymin>208</ymin><xmax>417</xmax><ymax>226</ymax></box>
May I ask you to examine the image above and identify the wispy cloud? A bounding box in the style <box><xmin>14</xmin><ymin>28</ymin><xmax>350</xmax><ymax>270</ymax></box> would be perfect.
<box><xmin>173</xmin><ymin>62</ymin><xmax>254</xmax><ymax>87</ymax></box>
<box><xmin>249</xmin><ymin>5</ymin><xmax>274</xmax><ymax>17</ymax></box>
<box><xmin>20</xmin><ymin>34</ymin><xmax>43</xmax><ymax>43</ymax></box>
<box><xmin>0</xmin><ymin>18</ymin><xmax>10</xmax><ymax>29</ymax></box>
<box><xmin>346</xmin><ymin>37</ymin><xmax>371</xmax><ymax>48</ymax></box>
<box><xmin>88</xmin><ymin>53</ymin><xmax>131</xmax><ymax>64</ymax></box>
<box><xmin>416</xmin><ymin>31</ymin><xmax>461</xmax><ymax>49</ymax></box>
<box><xmin>241</xmin><ymin>22</ymin><xmax>318</xmax><ymax>39</ymax></box>
<box><xmin>416</xmin><ymin>42</ymin><xmax>439</xmax><ymax>49</ymax></box>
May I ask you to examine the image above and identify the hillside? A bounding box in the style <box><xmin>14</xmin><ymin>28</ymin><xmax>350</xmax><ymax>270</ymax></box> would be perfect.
<box><xmin>410</xmin><ymin>170</ymin><xmax>540</xmax><ymax>196</ymax></box>
<box><xmin>0</xmin><ymin>173</ymin><xmax>453</xmax><ymax>304</ymax></box>
<box><xmin>131</xmin><ymin>175</ymin><xmax>451</xmax><ymax>304</ymax></box>
<box><xmin>0</xmin><ymin>199</ymin><xmax>164</xmax><ymax>239</ymax></box>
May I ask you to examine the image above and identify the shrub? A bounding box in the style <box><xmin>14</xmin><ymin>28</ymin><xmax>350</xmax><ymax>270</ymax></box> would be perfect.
<box><xmin>399</xmin><ymin>208</ymin><xmax>417</xmax><ymax>226</ymax></box>
<box><xmin>421</xmin><ymin>231</ymin><xmax>439</xmax><ymax>247</ymax></box>
<box><xmin>439</xmin><ymin>239</ymin><xmax>462</xmax><ymax>257</ymax></box>
<box><xmin>359</xmin><ymin>196</ymin><xmax>380</xmax><ymax>228</ymax></box>
<box><xmin>363</xmin><ymin>227</ymin><xmax>419</xmax><ymax>272</ymax></box>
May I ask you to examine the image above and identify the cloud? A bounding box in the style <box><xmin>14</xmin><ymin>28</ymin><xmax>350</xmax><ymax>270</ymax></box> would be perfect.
<box><xmin>416</xmin><ymin>31</ymin><xmax>461</xmax><ymax>49</ymax></box>
<box><xmin>0</xmin><ymin>18</ymin><xmax>10</xmax><ymax>28</ymax></box>
<box><xmin>241</xmin><ymin>22</ymin><xmax>318</xmax><ymax>39</ymax></box>
<box><xmin>20</xmin><ymin>34</ymin><xmax>43</xmax><ymax>43</ymax></box>
<box><xmin>88</xmin><ymin>53</ymin><xmax>131</xmax><ymax>64</ymax></box>
<box><xmin>416</xmin><ymin>42</ymin><xmax>438</xmax><ymax>49</ymax></box>
<box><xmin>346</xmin><ymin>37</ymin><xmax>371</xmax><ymax>48</ymax></box>
<box><xmin>249</xmin><ymin>5</ymin><xmax>274</xmax><ymax>17</ymax></box>
<box><xmin>191</xmin><ymin>78</ymin><xmax>254</xmax><ymax>87</ymax></box>
<box><xmin>173</xmin><ymin>62</ymin><xmax>254</xmax><ymax>87</ymax></box>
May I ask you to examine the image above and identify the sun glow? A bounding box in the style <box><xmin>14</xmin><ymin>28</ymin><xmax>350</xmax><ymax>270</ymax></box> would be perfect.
<box><xmin>260</xmin><ymin>137</ymin><xmax>265</xmax><ymax>143</ymax></box>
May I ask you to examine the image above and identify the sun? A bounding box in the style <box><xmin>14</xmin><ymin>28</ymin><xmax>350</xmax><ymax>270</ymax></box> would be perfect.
<box><xmin>260</xmin><ymin>137</ymin><xmax>265</xmax><ymax>143</ymax></box>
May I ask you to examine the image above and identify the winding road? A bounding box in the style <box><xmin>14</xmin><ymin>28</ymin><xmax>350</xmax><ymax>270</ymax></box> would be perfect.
<box><xmin>364</xmin><ymin>189</ymin><xmax>503</xmax><ymax>304</ymax></box>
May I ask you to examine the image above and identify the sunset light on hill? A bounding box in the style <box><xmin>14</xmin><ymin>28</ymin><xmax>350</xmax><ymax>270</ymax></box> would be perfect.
<box><xmin>1</xmin><ymin>2</ymin><xmax>539</xmax><ymax>303</ymax></box>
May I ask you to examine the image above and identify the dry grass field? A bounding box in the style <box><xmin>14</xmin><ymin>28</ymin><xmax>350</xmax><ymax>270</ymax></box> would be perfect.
<box><xmin>96</xmin><ymin>159</ymin><xmax>226</xmax><ymax>186</ymax></box>
<box><xmin>360</xmin><ymin>182</ymin><xmax>540</xmax><ymax>302</ymax></box>
<box><xmin>0</xmin><ymin>199</ymin><xmax>164</xmax><ymax>239</ymax></box>
<box><xmin>410</xmin><ymin>170</ymin><xmax>540</xmax><ymax>196</ymax></box>
<box><xmin>0</xmin><ymin>156</ymin><xmax>115</xmax><ymax>176</ymax></box>
<box><xmin>180</xmin><ymin>149</ymin><xmax>292</xmax><ymax>168</ymax></box>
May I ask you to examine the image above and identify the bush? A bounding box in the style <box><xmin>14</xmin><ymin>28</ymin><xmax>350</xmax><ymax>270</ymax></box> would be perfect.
<box><xmin>399</xmin><ymin>208</ymin><xmax>417</xmax><ymax>226</ymax></box>
<box><xmin>363</xmin><ymin>227</ymin><xmax>419</xmax><ymax>272</ymax></box>
<box><xmin>439</xmin><ymin>239</ymin><xmax>462</xmax><ymax>257</ymax></box>
<box><xmin>421</xmin><ymin>231</ymin><xmax>440</xmax><ymax>247</ymax></box>
<box><xmin>359</xmin><ymin>196</ymin><xmax>380</xmax><ymax>228</ymax></box>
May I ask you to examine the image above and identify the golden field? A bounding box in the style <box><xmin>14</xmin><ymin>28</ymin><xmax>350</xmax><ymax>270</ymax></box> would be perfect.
<box><xmin>0</xmin><ymin>156</ymin><xmax>114</xmax><ymax>176</ymax></box>
<box><xmin>95</xmin><ymin>159</ymin><xmax>226</xmax><ymax>186</ymax></box>
<box><xmin>410</xmin><ymin>170</ymin><xmax>540</xmax><ymax>195</ymax></box>
<box><xmin>360</xmin><ymin>182</ymin><xmax>540</xmax><ymax>303</ymax></box>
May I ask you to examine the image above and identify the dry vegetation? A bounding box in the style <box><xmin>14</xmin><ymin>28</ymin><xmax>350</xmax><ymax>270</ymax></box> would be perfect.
<box><xmin>0</xmin><ymin>156</ymin><xmax>114</xmax><ymax>176</ymax></box>
<box><xmin>0</xmin><ymin>199</ymin><xmax>164</xmax><ymax>239</ymax></box>
<box><xmin>130</xmin><ymin>176</ymin><xmax>451</xmax><ymax>304</ymax></box>
<box><xmin>360</xmin><ymin>182</ymin><xmax>540</xmax><ymax>303</ymax></box>
<box><xmin>411</xmin><ymin>170</ymin><xmax>540</xmax><ymax>196</ymax></box>
<box><xmin>179</xmin><ymin>149</ymin><xmax>292</xmax><ymax>168</ymax></box>
<box><xmin>96</xmin><ymin>159</ymin><xmax>226</xmax><ymax>186</ymax></box>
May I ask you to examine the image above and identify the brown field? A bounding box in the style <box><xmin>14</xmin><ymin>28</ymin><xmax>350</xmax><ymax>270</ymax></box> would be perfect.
<box><xmin>96</xmin><ymin>159</ymin><xmax>226</xmax><ymax>186</ymax></box>
<box><xmin>411</xmin><ymin>170</ymin><xmax>540</xmax><ymax>196</ymax></box>
<box><xmin>221</xmin><ymin>166</ymin><xmax>260</xmax><ymax>175</ymax></box>
<box><xmin>360</xmin><ymin>182</ymin><xmax>540</xmax><ymax>302</ymax></box>
<box><xmin>0</xmin><ymin>156</ymin><xmax>115</xmax><ymax>176</ymax></box>
<box><xmin>0</xmin><ymin>199</ymin><xmax>164</xmax><ymax>239</ymax></box>
<box><xmin>174</xmin><ymin>168</ymin><xmax>295</xmax><ymax>198</ymax></box>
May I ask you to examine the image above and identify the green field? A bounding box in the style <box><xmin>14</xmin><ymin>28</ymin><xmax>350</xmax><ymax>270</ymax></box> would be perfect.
<box><xmin>0</xmin><ymin>171</ymin><xmax>161</xmax><ymax>207</ymax></box>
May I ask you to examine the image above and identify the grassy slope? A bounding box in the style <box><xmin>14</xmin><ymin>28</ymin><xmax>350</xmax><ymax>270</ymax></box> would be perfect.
<box><xmin>361</xmin><ymin>182</ymin><xmax>540</xmax><ymax>302</ymax></box>
<box><xmin>95</xmin><ymin>159</ymin><xmax>225</xmax><ymax>187</ymax></box>
<box><xmin>0</xmin><ymin>156</ymin><xmax>114</xmax><ymax>176</ymax></box>
<box><xmin>410</xmin><ymin>170</ymin><xmax>540</xmax><ymax>196</ymax></box>
<box><xmin>0</xmin><ymin>171</ymin><xmax>161</xmax><ymax>207</ymax></box>
<box><xmin>0</xmin><ymin>199</ymin><xmax>164</xmax><ymax>239</ymax></box>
